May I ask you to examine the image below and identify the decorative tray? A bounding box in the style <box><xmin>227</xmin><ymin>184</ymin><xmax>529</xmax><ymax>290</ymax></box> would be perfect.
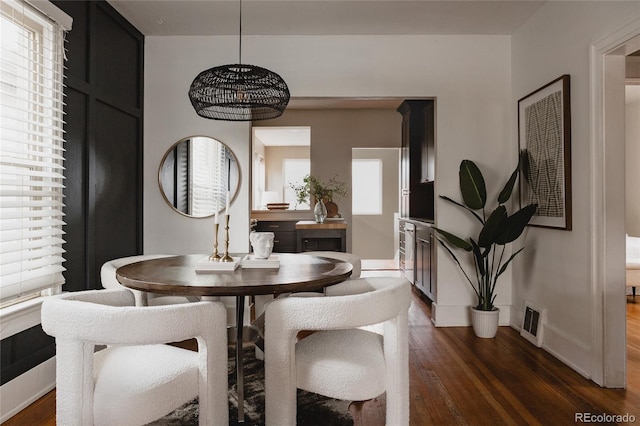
<box><xmin>195</xmin><ymin>256</ymin><xmax>241</xmax><ymax>272</ymax></box>
<box><xmin>241</xmin><ymin>254</ymin><xmax>280</xmax><ymax>269</ymax></box>
<box><xmin>266</xmin><ymin>203</ymin><xmax>290</xmax><ymax>210</ymax></box>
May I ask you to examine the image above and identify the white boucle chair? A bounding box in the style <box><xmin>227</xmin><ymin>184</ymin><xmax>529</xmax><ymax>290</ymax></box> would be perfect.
<box><xmin>264</xmin><ymin>276</ymin><xmax>411</xmax><ymax>426</ymax></box>
<box><xmin>41</xmin><ymin>288</ymin><xmax>229</xmax><ymax>426</ymax></box>
<box><xmin>101</xmin><ymin>254</ymin><xmax>198</xmax><ymax>306</ymax></box>
<box><xmin>251</xmin><ymin>251</ymin><xmax>360</xmax><ymax>360</ymax></box>
<box><xmin>252</xmin><ymin>251</ymin><xmax>360</xmax><ymax>316</ymax></box>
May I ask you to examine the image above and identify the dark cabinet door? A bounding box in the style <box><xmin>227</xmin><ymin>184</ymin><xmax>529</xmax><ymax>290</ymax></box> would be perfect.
<box><xmin>420</xmin><ymin>102</ymin><xmax>435</xmax><ymax>183</ymax></box>
<box><xmin>255</xmin><ymin>221</ymin><xmax>297</xmax><ymax>253</ymax></box>
<box><xmin>397</xmin><ymin>100</ymin><xmax>435</xmax><ymax>220</ymax></box>
<box><xmin>416</xmin><ymin>225</ymin><xmax>435</xmax><ymax>301</ymax></box>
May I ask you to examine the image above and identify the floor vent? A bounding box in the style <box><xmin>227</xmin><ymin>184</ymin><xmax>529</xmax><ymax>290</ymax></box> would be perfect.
<box><xmin>520</xmin><ymin>301</ymin><xmax>546</xmax><ymax>347</ymax></box>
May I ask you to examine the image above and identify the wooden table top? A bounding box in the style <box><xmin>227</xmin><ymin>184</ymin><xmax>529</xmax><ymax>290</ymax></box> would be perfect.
<box><xmin>116</xmin><ymin>253</ymin><xmax>353</xmax><ymax>297</ymax></box>
<box><xmin>295</xmin><ymin>220</ymin><xmax>347</xmax><ymax>229</ymax></box>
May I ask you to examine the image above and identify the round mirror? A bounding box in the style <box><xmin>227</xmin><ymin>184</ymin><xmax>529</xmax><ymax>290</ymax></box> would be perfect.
<box><xmin>158</xmin><ymin>136</ymin><xmax>240</xmax><ymax>218</ymax></box>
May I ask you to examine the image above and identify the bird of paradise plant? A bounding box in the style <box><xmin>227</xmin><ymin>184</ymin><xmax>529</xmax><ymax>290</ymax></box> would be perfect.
<box><xmin>435</xmin><ymin>160</ymin><xmax>537</xmax><ymax>311</ymax></box>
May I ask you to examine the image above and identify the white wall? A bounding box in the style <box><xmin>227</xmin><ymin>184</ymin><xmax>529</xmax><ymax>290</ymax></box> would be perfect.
<box><xmin>264</xmin><ymin>145</ymin><xmax>310</xmax><ymax>203</ymax></box>
<box><xmin>258</xmin><ymin>108</ymin><xmax>402</xmax><ymax>252</ymax></box>
<box><xmin>511</xmin><ymin>1</ymin><xmax>640</xmax><ymax>379</ymax></box>
<box><xmin>352</xmin><ymin>148</ymin><xmax>400</xmax><ymax>259</ymax></box>
<box><xmin>144</xmin><ymin>34</ymin><xmax>512</xmax><ymax>326</ymax></box>
<box><xmin>144</xmin><ymin>37</ymin><xmax>251</xmax><ymax>255</ymax></box>
<box><xmin>627</xmin><ymin>85</ymin><xmax>640</xmax><ymax>237</ymax></box>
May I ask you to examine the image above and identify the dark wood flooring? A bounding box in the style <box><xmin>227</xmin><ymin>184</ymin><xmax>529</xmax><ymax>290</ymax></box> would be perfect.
<box><xmin>4</xmin><ymin>288</ymin><xmax>640</xmax><ymax>425</ymax></box>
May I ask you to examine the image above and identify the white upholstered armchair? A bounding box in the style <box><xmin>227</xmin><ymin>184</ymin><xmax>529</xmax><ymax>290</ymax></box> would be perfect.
<box><xmin>264</xmin><ymin>276</ymin><xmax>411</xmax><ymax>426</ymax></box>
<box><xmin>41</xmin><ymin>288</ymin><xmax>229</xmax><ymax>426</ymax></box>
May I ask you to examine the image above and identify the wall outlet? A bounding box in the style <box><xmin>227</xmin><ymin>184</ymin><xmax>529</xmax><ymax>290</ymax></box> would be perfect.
<box><xmin>520</xmin><ymin>301</ymin><xmax>546</xmax><ymax>347</ymax></box>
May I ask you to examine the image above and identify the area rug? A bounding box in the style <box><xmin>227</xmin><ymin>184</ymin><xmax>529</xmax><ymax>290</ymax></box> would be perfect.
<box><xmin>149</xmin><ymin>348</ymin><xmax>353</xmax><ymax>426</ymax></box>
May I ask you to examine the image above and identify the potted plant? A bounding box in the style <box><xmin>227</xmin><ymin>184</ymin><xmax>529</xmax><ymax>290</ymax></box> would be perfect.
<box><xmin>435</xmin><ymin>160</ymin><xmax>537</xmax><ymax>338</ymax></box>
<box><xmin>291</xmin><ymin>174</ymin><xmax>347</xmax><ymax>222</ymax></box>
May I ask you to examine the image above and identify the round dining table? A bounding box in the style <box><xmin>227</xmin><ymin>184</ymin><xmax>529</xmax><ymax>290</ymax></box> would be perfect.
<box><xmin>116</xmin><ymin>253</ymin><xmax>352</xmax><ymax>423</ymax></box>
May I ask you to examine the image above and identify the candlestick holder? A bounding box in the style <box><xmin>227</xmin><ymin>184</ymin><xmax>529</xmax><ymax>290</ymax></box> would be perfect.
<box><xmin>221</xmin><ymin>214</ymin><xmax>234</xmax><ymax>262</ymax></box>
<box><xmin>209</xmin><ymin>223</ymin><xmax>221</xmax><ymax>261</ymax></box>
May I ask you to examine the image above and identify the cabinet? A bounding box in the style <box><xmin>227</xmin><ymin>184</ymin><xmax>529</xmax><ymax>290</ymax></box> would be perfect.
<box><xmin>253</xmin><ymin>220</ymin><xmax>347</xmax><ymax>253</ymax></box>
<box><xmin>397</xmin><ymin>100</ymin><xmax>435</xmax><ymax>220</ymax></box>
<box><xmin>296</xmin><ymin>221</ymin><xmax>347</xmax><ymax>252</ymax></box>
<box><xmin>398</xmin><ymin>221</ymin><xmax>406</xmax><ymax>274</ymax></box>
<box><xmin>399</xmin><ymin>219</ymin><xmax>436</xmax><ymax>301</ymax></box>
<box><xmin>254</xmin><ymin>220</ymin><xmax>297</xmax><ymax>253</ymax></box>
<box><xmin>415</xmin><ymin>224</ymin><xmax>436</xmax><ymax>301</ymax></box>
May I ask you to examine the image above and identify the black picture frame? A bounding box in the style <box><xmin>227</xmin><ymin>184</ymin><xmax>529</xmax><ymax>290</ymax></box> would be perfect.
<box><xmin>518</xmin><ymin>74</ymin><xmax>572</xmax><ymax>230</ymax></box>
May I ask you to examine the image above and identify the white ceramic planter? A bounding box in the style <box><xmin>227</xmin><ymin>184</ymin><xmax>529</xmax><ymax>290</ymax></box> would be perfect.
<box><xmin>470</xmin><ymin>307</ymin><xmax>499</xmax><ymax>338</ymax></box>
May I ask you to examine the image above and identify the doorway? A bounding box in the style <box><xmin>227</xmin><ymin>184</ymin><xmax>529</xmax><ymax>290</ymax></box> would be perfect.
<box><xmin>594</xmin><ymin>26</ymin><xmax>640</xmax><ymax>388</ymax></box>
<box><xmin>351</xmin><ymin>148</ymin><xmax>400</xmax><ymax>262</ymax></box>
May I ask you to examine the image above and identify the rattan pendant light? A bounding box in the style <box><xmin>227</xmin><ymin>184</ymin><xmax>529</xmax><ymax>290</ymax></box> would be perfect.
<box><xmin>188</xmin><ymin>0</ymin><xmax>290</xmax><ymax>121</ymax></box>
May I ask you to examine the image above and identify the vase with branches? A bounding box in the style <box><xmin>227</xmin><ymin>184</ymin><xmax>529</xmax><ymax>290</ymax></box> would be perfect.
<box><xmin>290</xmin><ymin>174</ymin><xmax>347</xmax><ymax>207</ymax></box>
<box><xmin>290</xmin><ymin>174</ymin><xmax>348</xmax><ymax>222</ymax></box>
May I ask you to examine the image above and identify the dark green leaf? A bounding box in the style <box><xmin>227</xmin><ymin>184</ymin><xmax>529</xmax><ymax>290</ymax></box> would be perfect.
<box><xmin>459</xmin><ymin>160</ymin><xmax>486</xmax><ymax>210</ymax></box>
<box><xmin>496</xmin><ymin>204</ymin><xmax>537</xmax><ymax>244</ymax></box>
<box><xmin>434</xmin><ymin>228</ymin><xmax>472</xmax><ymax>251</ymax></box>
<box><xmin>439</xmin><ymin>195</ymin><xmax>484</xmax><ymax>224</ymax></box>
<box><xmin>498</xmin><ymin>167</ymin><xmax>519</xmax><ymax>204</ymax></box>
<box><xmin>496</xmin><ymin>248</ymin><xmax>525</xmax><ymax>278</ymax></box>
<box><xmin>470</xmin><ymin>239</ymin><xmax>485</xmax><ymax>276</ymax></box>
<box><xmin>520</xmin><ymin>150</ymin><xmax>532</xmax><ymax>184</ymax></box>
<box><xmin>437</xmin><ymin>240</ymin><xmax>481</xmax><ymax>300</ymax></box>
<box><xmin>478</xmin><ymin>206</ymin><xmax>507</xmax><ymax>248</ymax></box>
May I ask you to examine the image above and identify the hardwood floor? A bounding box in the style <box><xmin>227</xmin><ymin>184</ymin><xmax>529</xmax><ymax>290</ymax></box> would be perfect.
<box><xmin>5</xmin><ymin>288</ymin><xmax>640</xmax><ymax>425</ymax></box>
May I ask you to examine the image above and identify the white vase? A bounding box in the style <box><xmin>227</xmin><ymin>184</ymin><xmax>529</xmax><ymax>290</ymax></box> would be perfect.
<box><xmin>470</xmin><ymin>307</ymin><xmax>499</xmax><ymax>338</ymax></box>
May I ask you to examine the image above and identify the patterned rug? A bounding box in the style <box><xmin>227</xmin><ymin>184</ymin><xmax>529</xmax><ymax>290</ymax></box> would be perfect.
<box><xmin>149</xmin><ymin>348</ymin><xmax>353</xmax><ymax>426</ymax></box>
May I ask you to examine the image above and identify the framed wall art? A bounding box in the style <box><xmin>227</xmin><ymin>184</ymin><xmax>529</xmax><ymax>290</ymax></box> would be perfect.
<box><xmin>518</xmin><ymin>74</ymin><xmax>572</xmax><ymax>230</ymax></box>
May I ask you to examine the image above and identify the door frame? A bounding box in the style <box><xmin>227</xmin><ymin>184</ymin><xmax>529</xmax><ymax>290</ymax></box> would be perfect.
<box><xmin>590</xmin><ymin>19</ymin><xmax>640</xmax><ymax>387</ymax></box>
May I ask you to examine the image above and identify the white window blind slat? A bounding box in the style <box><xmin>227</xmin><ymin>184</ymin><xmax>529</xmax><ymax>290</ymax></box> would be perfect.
<box><xmin>1</xmin><ymin>227</ymin><xmax>65</xmax><ymax>244</ymax></box>
<box><xmin>0</xmin><ymin>236</ymin><xmax>65</xmax><ymax>254</ymax></box>
<box><xmin>0</xmin><ymin>0</ymin><xmax>68</xmax><ymax>306</ymax></box>
<box><xmin>1</xmin><ymin>208</ymin><xmax>65</xmax><ymax>221</ymax></box>
<box><xmin>1</xmin><ymin>246</ymin><xmax>66</xmax><ymax>268</ymax></box>
<box><xmin>0</xmin><ymin>218</ymin><xmax>65</xmax><ymax>232</ymax></box>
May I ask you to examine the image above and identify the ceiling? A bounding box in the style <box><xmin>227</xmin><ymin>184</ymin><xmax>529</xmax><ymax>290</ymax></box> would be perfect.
<box><xmin>107</xmin><ymin>0</ymin><xmax>546</xmax><ymax>37</ymax></box>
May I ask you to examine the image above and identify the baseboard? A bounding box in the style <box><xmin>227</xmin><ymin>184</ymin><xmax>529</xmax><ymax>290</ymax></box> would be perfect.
<box><xmin>432</xmin><ymin>303</ymin><xmax>511</xmax><ymax>327</ymax></box>
<box><xmin>510</xmin><ymin>306</ymin><xmax>591</xmax><ymax>379</ymax></box>
<box><xmin>540</xmin><ymin>324</ymin><xmax>592</xmax><ymax>379</ymax></box>
<box><xmin>0</xmin><ymin>356</ymin><xmax>56</xmax><ymax>423</ymax></box>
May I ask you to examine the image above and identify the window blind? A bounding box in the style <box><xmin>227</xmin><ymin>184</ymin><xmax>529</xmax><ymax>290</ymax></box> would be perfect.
<box><xmin>0</xmin><ymin>0</ymin><xmax>69</xmax><ymax>305</ymax></box>
<box><xmin>189</xmin><ymin>137</ymin><xmax>226</xmax><ymax>217</ymax></box>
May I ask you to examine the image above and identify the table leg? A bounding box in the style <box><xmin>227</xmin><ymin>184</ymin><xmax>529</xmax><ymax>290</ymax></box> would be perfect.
<box><xmin>236</xmin><ymin>295</ymin><xmax>245</xmax><ymax>423</ymax></box>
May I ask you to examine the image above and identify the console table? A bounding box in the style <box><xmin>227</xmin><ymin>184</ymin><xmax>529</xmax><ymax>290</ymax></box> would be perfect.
<box><xmin>296</xmin><ymin>220</ymin><xmax>347</xmax><ymax>252</ymax></box>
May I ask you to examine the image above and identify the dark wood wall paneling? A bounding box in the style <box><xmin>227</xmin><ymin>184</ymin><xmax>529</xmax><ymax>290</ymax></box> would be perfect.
<box><xmin>56</xmin><ymin>0</ymin><xmax>144</xmax><ymax>291</ymax></box>
<box><xmin>0</xmin><ymin>1</ymin><xmax>144</xmax><ymax>386</ymax></box>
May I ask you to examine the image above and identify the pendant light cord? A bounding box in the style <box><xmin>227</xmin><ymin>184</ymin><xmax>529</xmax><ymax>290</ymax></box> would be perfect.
<box><xmin>238</xmin><ymin>0</ymin><xmax>242</xmax><ymax>65</ymax></box>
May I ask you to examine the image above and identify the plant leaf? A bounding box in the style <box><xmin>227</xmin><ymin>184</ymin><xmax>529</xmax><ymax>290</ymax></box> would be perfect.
<box><xmin>496</xmin><ymin>204</ymin><xmax>537</xmax><ymax>244</ymax></box>
<box><xmin>469</xmin><ymin>239</ymin><xmax>485</xmax><ymax>276</ymax></box>
<box><xmin>496</xmin><ymin>247</ymin><xmax>525</xmax><ymax>278</ymax></box>
<box><xmin>437</xmin><ymin>239</ymin><xmax>481</xmax><ymax>299</ymax></box>
<box><xmin>478</xmin><ymin>206</ymin><xmax>507</xmax><ymax>248</ymax></box>
<box><xmin>520</xmin><ymin>150</ymin><xmax>531</xmax><ymax>183</ymax></box>
<box><xmin>434</xmin><ymin>228</ymin><xmax>472</xmax><ymax>251</ymax></box>
<box><xmin>439</xmin><ymin>195</ymin><xmax>484</xmax><ymax>224</ymax></box>
<box><xmin>497</xmin><ymin>167</ymin><xmax>519</xmax><ymax>204</ymax></box>
<box><xmin>459</xmin><ymin>160</ymin><xmax>486</xmax><ymax>210</ymax></box>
